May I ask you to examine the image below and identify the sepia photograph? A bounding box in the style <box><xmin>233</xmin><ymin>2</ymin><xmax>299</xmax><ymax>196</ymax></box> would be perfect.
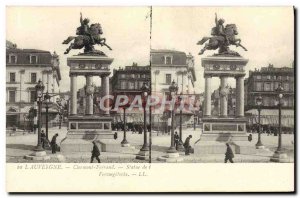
<box><xmin>4</xmin><ymin>5</ymin><xmax>295</xmax><ymax>192</ymax></box>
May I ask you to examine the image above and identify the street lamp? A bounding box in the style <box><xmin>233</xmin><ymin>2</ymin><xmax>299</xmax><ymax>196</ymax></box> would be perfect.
<box><xmin>24</xmin><ymin>79</ymin><xmax>50</xmax><ymax>160</ymax></box>
<box><xmin>177</xmin><ymin>93</ymin><xmax>185</xmax><ymax>151</ymax></box>
<box><xmin>136</xmin><ymin>82</ymin><xmax>150</xmax><ymax>160</ymax></box>
<box><xmin>255</xmin><ymin>95</ymin><xmax>264</xmax><ymax>149</ymax></box>
<box><xmin>168</xmin><ymin>80</ymin><xmax>179</xmax><ymax>153</ymax></box>
<box><xmin>157</xmin><ymin>80</ymin><xmax>183</xmax><ymax>162</ymax></box>
<box><xmin>121</xmin><ymin>102</ymin><xmax>130</xmax><ymax>147</ymax></box>
<box><xmin>44</xmin><ymin>92</ymin><xmax>51</xmax><ymax>141</ymax></box>
<box><xmin>271</xmin><ymin>83</ymin><xmax>288</xmax><ymax>162</ymax></box>
<box><xmin>35</xmin><ymin>79</ymin><xmax>45</xmax><ymax>151</ymax></box>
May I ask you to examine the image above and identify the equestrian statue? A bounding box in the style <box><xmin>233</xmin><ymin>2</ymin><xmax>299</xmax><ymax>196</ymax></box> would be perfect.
<box><xmin>63</xmin><ymin>12</ymin><xmax>112</xmax><ymax>55</ymax></box>
<box><xmin>197</xmin><ymin>13</ymin><xmax>247</xmax><ymax>56</ymax></box>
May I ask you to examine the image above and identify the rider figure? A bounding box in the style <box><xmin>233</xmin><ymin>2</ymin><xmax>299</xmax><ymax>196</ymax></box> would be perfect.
<box><xmin>79</xmin><ymin>12</ymin><xmax>95</xmax><ymax>45</ymax></box>
<box><xmin>215</xmin><ymin>13</ymin><xmax>229</xmax><ymax>45</ymax></box>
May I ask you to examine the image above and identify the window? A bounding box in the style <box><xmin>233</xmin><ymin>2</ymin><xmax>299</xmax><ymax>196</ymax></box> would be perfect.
<box><xmin>30</xmin><ymin>91</ymin><xmax>36</xmax><ymax>102</ymax></box>
<box><xmin>9</xmin><ymin>73</ymin><xmax>16</xmax><ymax>82</ymax></box>
<box><xmin>283</xmin><ymin>83</ymin><xmax>289</xmax><ymax>91</ymax></box>
<box><xmin>263</xmin><ymin>97</ymin><xmax>271</xmax><ymax>106</ymax></box>
<box><xmin>31</xmin><ymin>73</ymin><xmax>37</xmax><ymax>83</ymax></box>
<box><xmin>166</xmin><ymin>56</ymin><xmax>172</xmax><ymax>64</ymax></box>
<box><xmin>9</xmin><ymin>91</ymin><xmax>15</xmax><ymax>102</ymax></box>
<box><xmin>139</xmin><ymin>81</ymin><xmax>144</xmax><ymax>89</ymax></box>
<box><xmin>128</xmin><ymin>81</ymin><xmax>135</xmax><ymax>89</ymax></box>
<box><xmin>264</xmin><ymin>83</ymin><xmax>271</xmax><ymax>91</ymax></box>
<box><xmin>166</xmin><ymin>74</ymin><xmax>172</xmax><ymax>84</ymax></box>
<box><xmin>256</xmin><ymin>75</ymin><xmax>261</xmax><ymax>80</ymax></box>
<box><xmin>9</xmin><ymin>54</ymin><xmax>17</xmax><ymax>63</ymax></box>
<box><xmin>120</xmin><ymin>81</ymin><xmax>126</xmax><ymax>89</ymax></box>
<box><xmin>120</xmin><ymin>74</ymin><xmax>126</xmax><ymax>78</ymax></box>
<box><xmin>30</xmin><ymin>55</ymin><xmax>38</xmax><ymax>64</ymax></box>
<box><xmin>267</xmin><ymin>75</ymin><xmax>271</xmax><ymax>80</ymax></box>
<box><xmin>255</xmin><ymin>82</ymin><xmax>262</xmax><ymax>91</ymax></box>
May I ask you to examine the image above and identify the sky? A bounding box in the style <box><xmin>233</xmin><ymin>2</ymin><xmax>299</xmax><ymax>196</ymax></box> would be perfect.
<box><xmin>6</xmin><ymin>7</ymin><xmax>294</xmax><ymax>93</ymax></box>
<box><xmin>151</xmin><ymin>7</ymin><xmax>294</xmax><ymax>92</ymax></box>
<box><xmin>6</xmin><ymin>7</ymin><xmax>151</xmax><ymax>91</ymax></box>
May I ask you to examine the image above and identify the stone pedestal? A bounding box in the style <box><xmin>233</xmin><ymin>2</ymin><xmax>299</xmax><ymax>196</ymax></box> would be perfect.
<box><xmin>61</xmin><ymin>55</ymin><xmax>117</xmax><ymax>154</ymax></box>
<box><xmin>195</xmin><ymin>56</ymin><xmax>256</xmax><ymax>155</ymax></box>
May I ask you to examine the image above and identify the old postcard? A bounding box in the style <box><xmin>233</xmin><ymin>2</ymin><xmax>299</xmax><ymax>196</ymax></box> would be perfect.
<box><xmin>5</xmin><ymin>6</ymin><xmax>294</xmax><ymax>192</ymax></box>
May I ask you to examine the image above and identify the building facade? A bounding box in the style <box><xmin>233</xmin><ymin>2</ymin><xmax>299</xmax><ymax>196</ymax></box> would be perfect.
<box><xmin>6</xmin><ymin>45</ymin><xmax>61</xmax><ymax>129</ymax></box>
<box><xmin>110</xmin><ymin>63</ymin><xmax>151</xmax><ymax>129</ymax></box>
<box><xmin>245</xmin><ymin>63</ymin><xmax>294</xmax><ymax>129</ymax></box>
<box><xmin>151</xmin><ymin>49</ymin><xmax>198</xmax><ymax>131</ymax></box>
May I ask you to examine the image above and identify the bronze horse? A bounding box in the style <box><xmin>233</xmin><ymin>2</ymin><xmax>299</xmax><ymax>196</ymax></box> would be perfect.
<box><xmin>197</xmin><ymin>24</ymin><xmax>247</xmax><ymax>55</ymax></box>
<box><xmin>63</xmin><ymin>23</ymin><xmax>112</xmax><ymax>54</ymax></box>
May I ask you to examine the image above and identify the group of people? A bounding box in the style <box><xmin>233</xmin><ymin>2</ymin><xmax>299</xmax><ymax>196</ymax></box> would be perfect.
<box><xmin>174</xmin><ymin>132</ymin><xmax>194</xmax><ymax>155</ymax></box>
<box><xmin>40</xmin><ymin>130</ymin><xmax>59</xmax><ymax>154</ymax></box>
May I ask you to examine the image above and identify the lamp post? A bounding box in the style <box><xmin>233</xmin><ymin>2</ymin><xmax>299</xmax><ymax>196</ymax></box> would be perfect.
<box><xmin>255</xmin><ymin>95</ymin><xmax>264</xmax><ymax>149</ymax></box>
<box><xmin>271</xmin><ymin>83</ymin><xmax>288</xmax><ymax>162</ymax></box>
<box><xmin>24</xmin><ymin>79</ymin><xmax>50</xmax><ymax>160</ymax></box>
<box><xmin>44</xmin><ymin>92</ymin><xmax>51</xmax><ymax>141</ymax></box>
<box><xmin>157</xmin><ymin>80</ymin><xmax>183</xmax><ymax>162</ymax></box>
<box><xmin>35</xmin><ymin>80</ymin><xmax>45</xmax><ymax>151</ymax></box>
<box><xmin>136</xmin><ymin>82</ymin><xmax>150</xmax><ymax>160</ymax></box>
<box><xmin>177</xmin><ymin>94</ymin><xmax>185</xmax><ymax>151</ymax></box>
<box><xmin>121</xmin><ymin>105</ymin><xmax>130</xmax><ymax>147</ymax></box>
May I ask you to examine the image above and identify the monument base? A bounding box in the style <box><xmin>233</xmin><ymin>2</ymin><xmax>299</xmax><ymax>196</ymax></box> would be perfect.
<box><xmin>195</xmin><ymin>117</ymin><xmax>256</xmax><ymax>154</ymax></box>
<box><xmin>61</xmin><ymin>115</ymin><xmax>118</xmax><ymax>154</ymax></box>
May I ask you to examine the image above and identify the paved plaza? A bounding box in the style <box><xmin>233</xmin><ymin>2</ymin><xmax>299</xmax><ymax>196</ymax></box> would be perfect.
<box><xmin>6</xmin><ymin>126</ymin><xmax>294</xmax><ymax>163</ymax></box>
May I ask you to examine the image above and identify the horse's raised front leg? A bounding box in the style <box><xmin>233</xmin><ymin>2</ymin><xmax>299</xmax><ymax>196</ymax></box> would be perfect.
<box><xmin>199</xmin><ymin>44</ymin><xmax>208</xmax><ymax>55</ymax></box>
<box><xmin>64</xmin><ymin>43</ymin><xmax>74</xmax><ymax>54</ymax></box>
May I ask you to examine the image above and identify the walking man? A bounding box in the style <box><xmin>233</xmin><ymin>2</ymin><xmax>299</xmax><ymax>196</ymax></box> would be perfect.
<box><xmin>224</xmin><ymin>143</ymin><xmax>234</xmax><ymax>163</ymax></box>
<box><xmin>183</xmin><ymin>135</ymin><xmax>193</xmax><ymax>155</ymax></box>
<box><xmin>174</xmin><ymin>131</ymin><xmax>180</xmax><ymax>150</ymax></box>
<box><xmin>91</xmin><ymin>141</ymin><xmax>101</xmax><ymax>163</ymax></box>
<box><xmin>50</xmin><ymin>133</ymin><xmax>59</xmax><ymax>154</ymax></box>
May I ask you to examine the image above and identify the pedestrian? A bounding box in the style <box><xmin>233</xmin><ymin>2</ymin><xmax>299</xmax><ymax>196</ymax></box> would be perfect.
<box><xmin>174</xmin><ymin>131</ymin><xmax>180</xmax><ymax>150</ymax></box>
<box><xmin>41</xmin><ymin>130</ymin><xmax>46</xmax><ymax>148</ymax></box>
<box><xmin>224</xmin><ymin>143</ymin><xmax>234</xmax><ymax>163</ymax></box>
<box><xmin>91</xmin><ymin>141</ymin><xmax>101</xmax><ymax>163</ymax></box>
<box><xmin>248</xmin><ymin>133</ymin><xmax>252</xmax><ymax>142</ymax></box>
<box><xmin>50</xmin><ymin>133</ymin><xmax>59</xmax><ymax>154</ymax></box>
<box><xmin>183</xmin><ymin>135</ymin><xmax>192</xmax><ymax>155</ymax></box>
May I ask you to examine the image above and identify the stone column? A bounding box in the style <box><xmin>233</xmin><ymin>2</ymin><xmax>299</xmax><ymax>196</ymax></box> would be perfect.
<box><xmin>85</xmin><ymin>75</ymin><xmax>93</xmax><ymax>115</ymax></box>
<box><xmin>101</xmin><ymin>74</ymin><xmax>110</xmax><ymax>115</ymax></box>
<box><xmin>204</xmin><ymin>76</ymin><xmax>212</xmax><ymax>117</ymax></box>
<box><xmin>70</xmin><ymin>74</ymin><xmax>77</xmax><ymax>115</ymax></box>
<box><xmin>236</xmin><ymin>76</ymin><xmax>245</xmax><ymax>117</ymax></box>
<box><xmin>220</xmin><ymin>76</ymin><xmax>228</xmax><ymax>117</ymax></box>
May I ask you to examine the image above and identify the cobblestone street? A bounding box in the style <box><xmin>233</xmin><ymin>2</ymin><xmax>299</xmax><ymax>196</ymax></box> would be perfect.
<box><xmin>6</xmin><ymin>126</ymin><xmax>294</xmax><ymax>163</ymax></box>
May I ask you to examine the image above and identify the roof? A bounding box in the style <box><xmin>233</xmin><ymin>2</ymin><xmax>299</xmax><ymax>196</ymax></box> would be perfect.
<box><xmin>6</xmin><ymin>48</ymin><xmax>53</xmax><ymax>65</ymax></box>
<box><xmin>151</xmin><ymin>49</ymin><xmax>186</xmax><ymax>54</ymax></box>
<box><xmin>7</xmin><ymin>48</ymin><xmax>51</xmax><ymax>54</ymax></box>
